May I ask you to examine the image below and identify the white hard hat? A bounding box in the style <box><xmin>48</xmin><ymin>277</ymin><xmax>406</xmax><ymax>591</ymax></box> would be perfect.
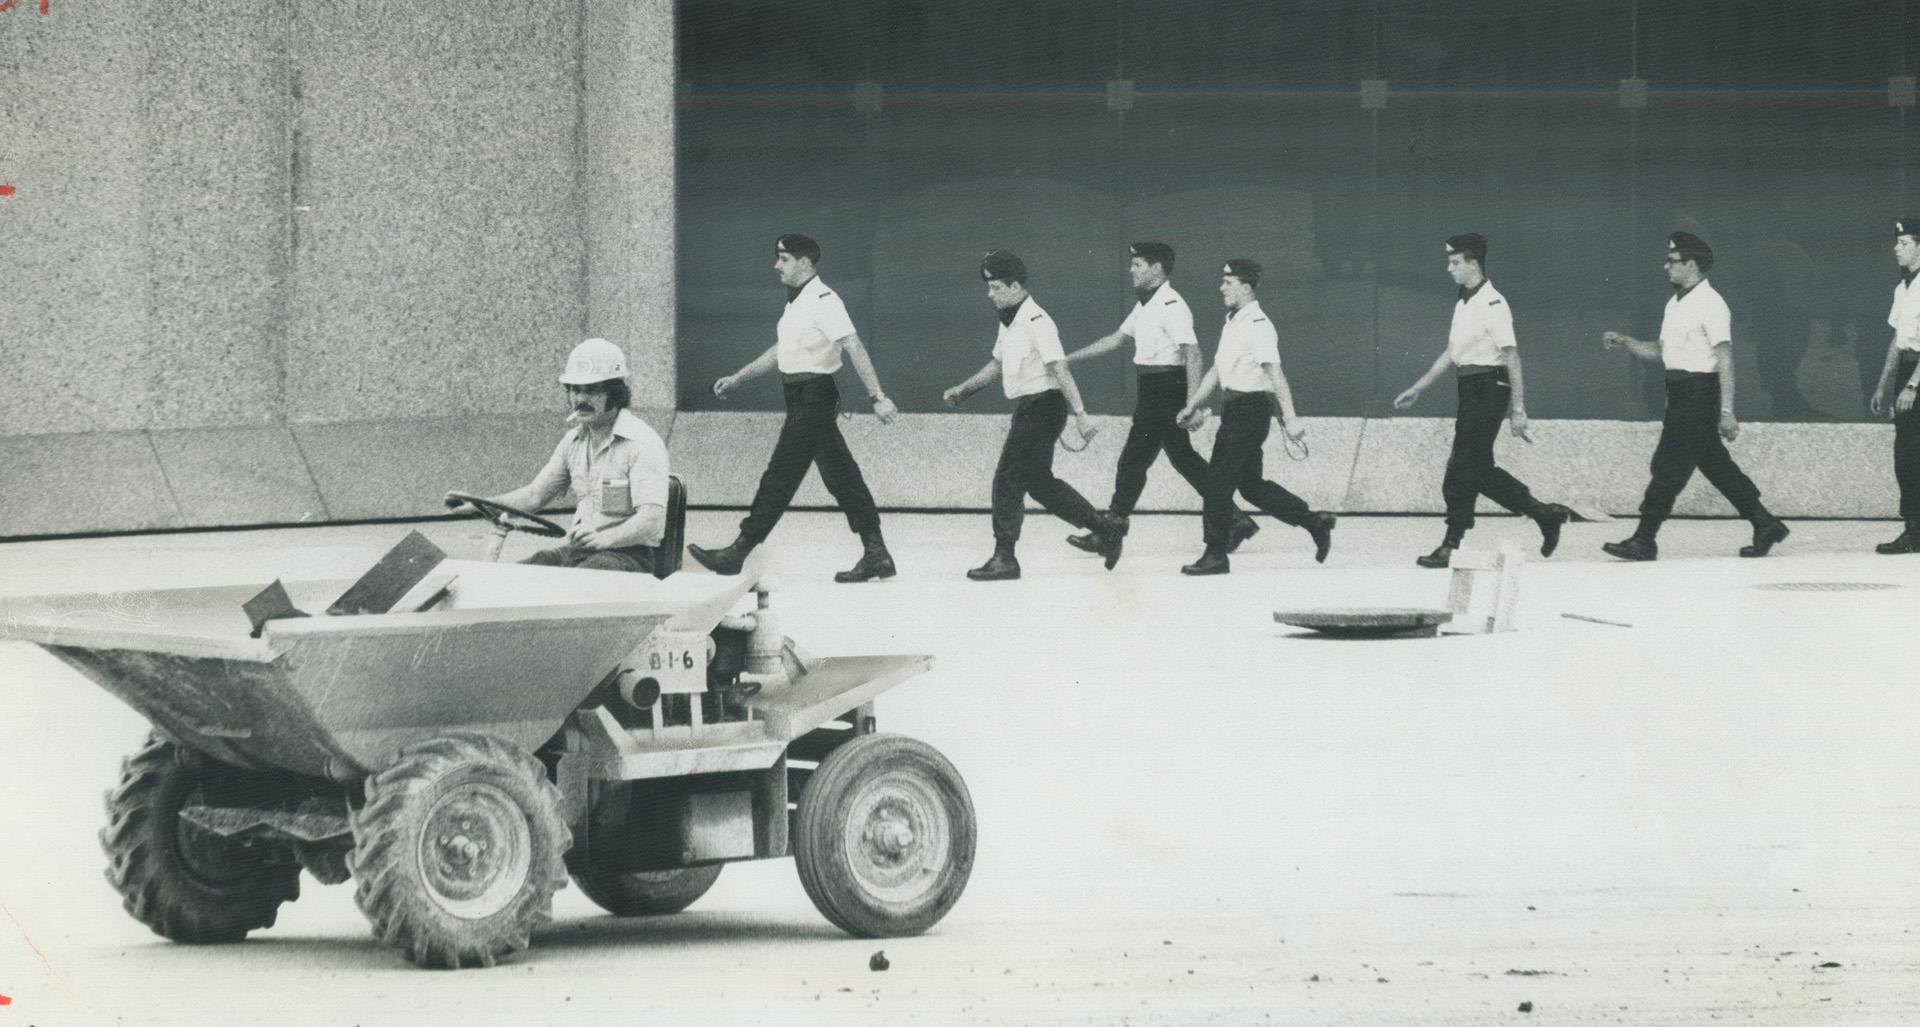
<box><xmin>559</xmin><ymin>338</ymin><xmax>629</xmax><ymax>385</ymax></box>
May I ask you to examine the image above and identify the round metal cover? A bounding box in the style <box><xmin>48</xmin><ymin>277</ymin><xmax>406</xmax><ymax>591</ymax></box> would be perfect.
<box><xmin>1752</xmin><ymin>581</ymin><xmax>1901</xmax><ymax>592</ymax></box>
<box><xmin>1273</xmin><ymin>606</ymin><xmax>1452</xmax><ymax>638</ymax></box>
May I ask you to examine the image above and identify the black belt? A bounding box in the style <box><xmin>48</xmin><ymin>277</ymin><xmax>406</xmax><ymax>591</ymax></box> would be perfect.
<box><xmin>784</xmin><ymin>371</ymin><xmax>831</xmax><ymax>383</ymax></box>
<box><xmin>1665</xmin><ymin>370</ymin><xmax>1716</xmax><ymax>383</ymax></box>
<box><xmin>1456</xmin><ymin>364</ymin><xmax>1504</xmax><ymax>378</ymax></box>
<box><xmin>1223</xmin><ymin>389</ymin><xmax>1268</xmax><ymax>401</ymax></box>
<box><xmin>1135</xmin><ymin>365</ymin><xmax>1183</xmax><ymax>377</ymax></box>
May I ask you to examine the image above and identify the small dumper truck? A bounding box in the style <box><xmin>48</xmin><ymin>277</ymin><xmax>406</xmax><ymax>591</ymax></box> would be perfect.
<box><xmin>0</xmin><ymin>528</ymin><xmax>974</xmax><ymax>969</ymax></box>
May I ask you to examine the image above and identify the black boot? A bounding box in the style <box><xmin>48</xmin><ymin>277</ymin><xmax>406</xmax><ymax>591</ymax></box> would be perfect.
<box><xmin>1875</xmin><ymin>524</ymin><xmax>1920</xmax><ymax>555</ymax></box>
<box><xmin>1740</xmin><ymin>514</ymin><xmax>1790</xmax><ymax>558</ymax></box>
<box><xmin>1226</xmin><ymin>511</ymin><xmax>1261</xmax><ymax>553</ymax></box>
<box><xmin>1602</xmin><ymin>534</ymin><xmax>1658</xmax><ymax>562</ymax></box>
<box><xmin>1181</xmin><ymin>544</ymin><xmax>1230</xmax><ymax>576</ymax></box>
<box><xmin>1304</xmin><ymin>511</ymin><xmax>1337</xmax><ymax>564</ymax></box>
<box><xmin>834</xmin><ymin>530</ymin><xmax>896</xmax><ymax>583</ymax></box>
<box><xmin>688</xmin><ymin>536</ymin><xmax>755</xmax><ymax>575</ymax></box>
<box><xmin>1089</xmin><ymin>513</ymin><xmax>1126</xmax><ymax>570</ymax></box>
<box><xmin>1416</xmin><ymin>530</ymin><xmax>1463</xmax><ymax>569</ymax></box>
<box><xmin>1532</xmin><ymin>503</ymin><xmax>1573</xmax><ymax>558</ymax></box>
<box><xmin>1067</xmin><ymin>512</ymin><xmax>1127</xmax><ymax>554</ymax></box>
<box><xmin>967</xmin><ymin>542</ymin><xmax>1021</xmax><ymax>581</ymax></box>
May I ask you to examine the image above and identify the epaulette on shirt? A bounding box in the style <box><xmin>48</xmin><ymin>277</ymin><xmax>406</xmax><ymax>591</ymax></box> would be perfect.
<box><xmin>1250</xmin><ymin>316</ymin><xmax>1268</xmax><ymax>324</ymax></box>
<box><xmin>1488</xmin><ymin>298</ymin><xmax>1503</xmax><ymax>306</ymax></box>
<box><xmin>1163</xmin><ymin>298</ymin><xmax>1178</xmax><ymax>305</ymax></box>
<box><xmin>815</xmin><ymin>289</ymin><xmax>831</xmax><ymax>299</ymax></box>
<box><xmin>1029</xmin><ymin>313</ymin><xmax>1045</xmax><ymax>322</ymax></box>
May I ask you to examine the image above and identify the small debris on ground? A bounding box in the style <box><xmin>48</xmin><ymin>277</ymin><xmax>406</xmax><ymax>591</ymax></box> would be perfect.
<box><xmin>1815</xmin><ymin>961</ymin><xmax>1841</xmax><ymax>969</ymax></box>
<box><xmin>869</xmin><ymin>951</ymin><xmax>890</xmax><ymax>972</ymax></box>
<box><xmin>1518</xmin><ymin>1000</ymin><xmax>1534</xmax><ymax>1013</ymax></box>
<box><xmin>1505</xmin><ymin>969</ymin><xmax>1557</xmax><ymax>976</ymax></box>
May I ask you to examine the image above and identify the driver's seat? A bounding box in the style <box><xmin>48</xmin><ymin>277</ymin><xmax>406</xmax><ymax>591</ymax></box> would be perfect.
<box><xmin>649</xmin><ymin>474</ymin><xmax>686</xmax><ymax>579</ymax></box>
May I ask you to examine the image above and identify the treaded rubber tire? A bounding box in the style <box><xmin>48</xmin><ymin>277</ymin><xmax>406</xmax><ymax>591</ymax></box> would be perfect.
<box><xmin>574</xmin><ymin>864</ymin><xmax>723</xmax><ymax>917</ymax></box>
<box><xmin>347</xmin><ymin>733</ymin><xmax>570</xmax><ymax>969</ymax></box>
<box><xmin>99</xmin><ymin>732</ymin><xmax>301</xmax><ymax>943</ymax></box>
<box><xmin>793</xmin><ymin>733</ymin><xmax>975</xmax><ymax>938</ymax></box>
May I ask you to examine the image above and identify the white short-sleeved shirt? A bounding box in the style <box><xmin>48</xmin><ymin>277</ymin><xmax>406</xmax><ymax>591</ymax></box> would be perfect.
<box><xmin>1888</xmin><ymin>274</ymin><xmax>1920</xmax><ymax>352</ymax></box>
<box><xmin>992</xmin><ymin>297</ymin><xmax>1067</xmax><ymax>399</ymax></box>
<box><xmin>1448</xmin><ymin>281</ymin><xmax>1518</xmax><ymax>366</ymax></box>
<box><xmin>1216</xmin><ymin>300</ymin><xmax>1280</xmax><ymax>393</ymax></box>
<box><xmin>525</xmin><ymin>409</ymin><xmax>671</xmax><ymax>546</ymax></box>
<box><xmin>776</xmin><ymin>277</ymin><xmax>858</xmax><ymax>374</ymax></box>
<box><xmin>1117</xmin><ymin>283</ymin><xmax>1199</xmax><ymax>367</ymax></box>
<box><xmin>1658</xmin><ymin>279</ymin><xmax>1733</xmax><ymax>374</ymax></box>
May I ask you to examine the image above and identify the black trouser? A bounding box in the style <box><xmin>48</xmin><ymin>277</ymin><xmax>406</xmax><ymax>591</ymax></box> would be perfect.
<box><xmin>1895</xmin><ymin>355</ymin><xmax>1920</xmax><ymax>527</ymax></box>
<box><xmin>523</xmin><ymin>543</ymin><xmax>655</xmax><ymax>574</ymax></box>
<box><xmin>1444</xmin><ymin>368</ymin><xmax>1542</xmax><ymax>534</ymax></box>
<box><xmin>1109</xmin><ymin>367</ymin><xmax>1212</xmax><ymax>516</ymax></box>
<box><xmin>1203</xmin><ymin>392</ymin><xmax>1311</xmax><ymax>546</ymax></box>
<box><xmin>991</xmin><ymin>390</ymin><xmax>1101</xmax><ymax>543</ymax></box>
<box><xmin>1636</xmin><ymin>372</ymin><xmax>1765</xmax><ymax>534</ymax></box>
<box><xmin>738</xmin><ymin>374</ymin><xmax>881</xmax><ymax>545</ymax></box>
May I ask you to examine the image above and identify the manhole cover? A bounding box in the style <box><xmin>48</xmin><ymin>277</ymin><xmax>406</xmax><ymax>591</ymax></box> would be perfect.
<box><xmin>1753</xmin><ymin>581</ymin><xmax>1902</xmax><ymax>592</ymax></box>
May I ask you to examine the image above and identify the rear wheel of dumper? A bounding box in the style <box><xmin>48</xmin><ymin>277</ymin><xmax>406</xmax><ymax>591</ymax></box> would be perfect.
<box><xmin>99</xmin><ymin>732</ymin><xmax>301</xmax><ymax>943</ymax></box>
<box><xmin>348</xmin><ymin>733</ymin><xmax>570</xmax><ymax>969</ymax></box>
<box><xmin>793</xmin><ymin>733</ymin><xmax>975</xmax><ymax>938</ymax></box>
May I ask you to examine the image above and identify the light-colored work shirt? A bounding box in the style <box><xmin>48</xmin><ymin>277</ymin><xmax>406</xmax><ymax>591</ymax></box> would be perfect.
<box><xmin>1658</xmin><ymin>279</ymin><xmax>1733</xmax><ymax>374</ymax></box>
<box><xmin>521</xmin><ymin>408</ymin><xmax>670</xmax><ymax>547</ymax></box>
<box><xmin>1216</xmin><ymin>300</ymin><xmax>1281</xmax><ymax>393</ymax></box>
<box><xmin>1448</xmin><ymin>281</ymin><xmax>1518</xmax><ymax>366</ymax></box>
<box><xmin>1117</xmin><ymin>283</ymin><xmax>1199</xmax><ymax>367</ymax></box>
<box><xmin>776</xmin><ymin>277</ymin><xmax>858</xmax><ymax>375</ymax></box>
<box><xmin>1888</xmin><ymin>273</ymin><xmax>1920</xmax><ymax>353</ymax></box>
<box><xmin>993</xmin><ymin>297</ymin><xmax>1068</xmax><ymax>399</ymax></box>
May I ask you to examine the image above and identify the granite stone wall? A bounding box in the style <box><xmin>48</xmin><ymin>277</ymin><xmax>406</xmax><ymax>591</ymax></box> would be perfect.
<box><xmin>0</xmin><ymin>0</ymin><xmax>675</xmax><ymax>536</ymax></box>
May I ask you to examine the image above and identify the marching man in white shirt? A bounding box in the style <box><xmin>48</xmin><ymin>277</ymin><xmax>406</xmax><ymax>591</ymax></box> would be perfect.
<box><xmin>1600</xmin><ymin>232</ymin><xmax>1789</xmax><ymax>560</ymax></box>
<box><xmin>943</xmin><ymin>249</ymin><xmax>1126</xmax><ymax>581</ymax></box>
<box><xmin>1392</xmin><ymin>233</ymin><xmax>1572</xmax><ymax>568</ymax></box>
<box><xmin>688</xmin><ymin>234</ymin><xmax>901</xmax><ymax>582</ymax></box>
<box><xmin>1062</xmin><ymin>243</ymin><xmax>1259</xmax><ymax>555</ymax></box>
<box><xmin>1173</xmin><ymin>258</ymin><xmax>1337</xmax><ymax>575</ymax></box>
<box><xmin>1868</xmin><ymin>217</ymin><xmax>1920</xmax><ymax>554</ymax></box>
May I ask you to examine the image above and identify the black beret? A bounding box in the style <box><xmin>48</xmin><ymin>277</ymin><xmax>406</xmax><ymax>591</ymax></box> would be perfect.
<box><xmin>980</xmin><ymin>249</ymin><xmax>1028</xmax><ymax>283</ymax></box>
<box><xmin>775</xmin><ymin>233</ymin><xmax>821</xmax><ymax>263</ymax></box>
<box><xmin>1897</xmin><ymin>219</ymin><xmax>1920</xmax><ymax>240</ymax></box>
<box><xmin>1668</xmin><ymin>232</ymin><xmax>1714</xmax><ymax>272</ymax></box>
<box><xmin>1129</xmin><ymin>242</ymin><xmax>1175</xmax><ymax>270</ymax></box>
<box><xmin>1444</xmin><ymin>233</ymin><xmax>1488</xmax><ymax>264</ymax></box>
<box><xmin>1220</xmin><ymin>257</ymin><xmax>1262</xmax><ymax>286</ymax></box>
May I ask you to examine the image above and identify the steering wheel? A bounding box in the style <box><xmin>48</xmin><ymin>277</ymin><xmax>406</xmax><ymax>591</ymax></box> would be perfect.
<box><xmin>443</xmin><ymin>492</ymin><xmax>567</xmax><ymax>538</ymax></box>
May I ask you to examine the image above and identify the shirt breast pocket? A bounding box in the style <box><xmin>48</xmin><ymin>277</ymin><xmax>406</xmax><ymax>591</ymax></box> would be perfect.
<box><xmin>599</xmin><ymin>477</ymin><xmax>633</xmax><ymax>517</ymax></box>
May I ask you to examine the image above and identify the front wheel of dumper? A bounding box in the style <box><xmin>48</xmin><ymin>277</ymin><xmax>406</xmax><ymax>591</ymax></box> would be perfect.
<box><xmin>575</xmin><ymin>865</ymin><xmax>723</xmax><ymax>917</ymax></box>
<box><xmin>793</xmin><ymin>733</ymin><xmax>976</xmax><ymax>938</ymax></box>
<box><xmin>348</xmin><ymin>734</ymin><xmax>570</xmax><ymax>969</ymax></box>
<box><xmin>100</xmin><ymin>732</ymin><xmax>302</xmax><ymax>943</ymax></box>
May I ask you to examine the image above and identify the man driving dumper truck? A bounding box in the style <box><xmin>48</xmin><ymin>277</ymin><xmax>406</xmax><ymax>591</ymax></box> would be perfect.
<box><xmin>448</xmin><ymin>338</ymin><xmax>675</xmax><ymax>574</ymax></box>
<box><xmin>0</xmin><ymin>337</ymin><xmax>975</xmax><ymax>972</ymax></box>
